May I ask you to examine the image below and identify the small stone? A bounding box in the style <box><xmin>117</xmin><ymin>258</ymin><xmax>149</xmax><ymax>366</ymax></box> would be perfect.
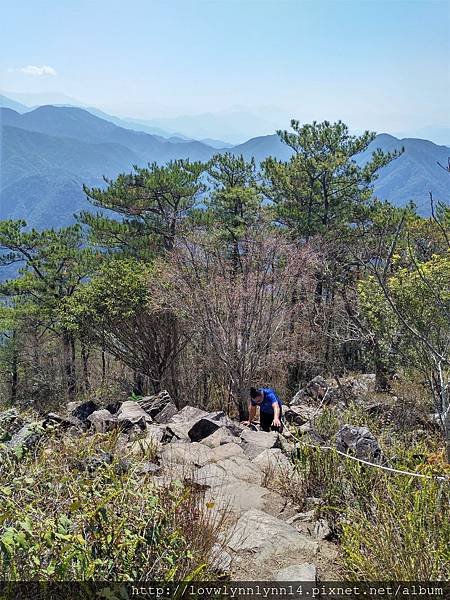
<box><xmin>313</xmin><ymin>518</ymin><xmax>331</xmax><ymax>540</ymax></box>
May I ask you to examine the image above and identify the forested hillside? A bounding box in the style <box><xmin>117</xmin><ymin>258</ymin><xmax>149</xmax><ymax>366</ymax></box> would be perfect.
<box><xmin>0</xmin><ymin>120</ymin><xmax>449</xmax><ymax>586</ymax></box>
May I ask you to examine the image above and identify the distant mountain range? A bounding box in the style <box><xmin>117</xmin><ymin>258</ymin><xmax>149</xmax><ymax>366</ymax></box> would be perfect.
<box><xmin>1</xmin><ymin>103</ymin><xmax>448</xmax><ymax>228</ymax></box>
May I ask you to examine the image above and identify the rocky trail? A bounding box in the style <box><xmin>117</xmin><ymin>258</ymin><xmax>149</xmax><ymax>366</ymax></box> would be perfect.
<box><xmin>2</xmin><ymin>376</ymin><xmax>387</xmax><ymax>581</ymax></box>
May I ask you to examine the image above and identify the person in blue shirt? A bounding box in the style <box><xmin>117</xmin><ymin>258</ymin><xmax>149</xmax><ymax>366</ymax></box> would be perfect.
<box><xmin>242</xmin><ymin>387</ymin><xmax>283</xmax><ymax>433</ymax></box>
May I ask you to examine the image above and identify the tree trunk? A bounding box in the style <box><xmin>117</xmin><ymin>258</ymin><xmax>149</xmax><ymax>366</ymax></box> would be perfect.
<box><xmin>81</xmin><ymin>341</ymin><xmax>90</xmax><ymax>392</ymax></box>
<box><xmin>10</xmin><ymin>333</ymin><xmax>18</xmax><ymax>404</ymax></box>
<box><xmin>63</xmin><ymin>332</ymin><xmax>76</xmax><ymax>400</ymax></box>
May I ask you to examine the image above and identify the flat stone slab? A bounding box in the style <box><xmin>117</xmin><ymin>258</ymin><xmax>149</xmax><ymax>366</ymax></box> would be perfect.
<box><xmin>214</xmin><ymin>455</ymin><xmax>262</xmax><ymax>485</ymax></box>
<box><xmin>240</xmin><ymin>430</ymin><xmax>281</xmax><ymax>459</ymax></box>
<box><xmin>209</xmin><ymin>442</ymin><xmax>244</xmax><ymax>462</ymax></box>
<box><xmin>160</xmin><ymin>441</ymin><xmax>215</xmax><ymax>468</ymax></box>
<box><xmin>227</xmin><ymin>509</ymin><xmax>318</xmax><ymax>559</ymax></box>
<box><xmin>206</xmin><ymin>481</ymin><xmax>291</xmax><ymax>519</ymax></box>
<box><xmin>201</xmin><ymin>427</ymin><xmax>238</xmax><ymax>448</ymax></box>
<box><xmin>252</xmin><ymin>448</ymin><xmax>294</xmax><ymax>475</ymax></box>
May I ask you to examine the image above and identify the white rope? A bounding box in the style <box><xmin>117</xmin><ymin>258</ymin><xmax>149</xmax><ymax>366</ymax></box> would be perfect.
<box><xmin>292</xmin><ymin>436</ymin><xmax>449</xmax><ymax>483</ymax></box>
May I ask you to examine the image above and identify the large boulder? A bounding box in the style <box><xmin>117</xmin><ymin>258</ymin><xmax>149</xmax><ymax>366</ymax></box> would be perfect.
<box><xmin>201</xmin><ymin>427</ymin><xmax>238</xmax><ymax>448</ymax></box>
<box><xmin>138</xmin><ymin>390</ymin><xmax>173</xmax><ymax>419</ymax></box>
<box><xmin>165</xmin><ymin>407</ymin><xmax>212</xmax><ymax>442</ymax></box>
<box><xmin>291</xmin><ymin>376</ymin><xmax>328</xmax><ymax>406</ymax></box>
<box><xmin>160</xmin><ymin>441</ymin><xmax>215</xmax><ymax>468</ymax></box>
<box><xmin>87</xmin><ymin>409</ymin><xmax>118</xmax><ymax>433</ymax></box>
<box><xmin>226</xmin><ymin>509</ymin><xmax>318</xmax><ymax>558</ymax></box>
<box><xmin>284</xmin><ymin>405</ymin><xmax>317</xmax><ymax>425</ymax></box>
<box><xmin>117</xmin><ymin>401</ymin><xmax>152</xmax><ymax>430</ymax></box>
<box><xmin>44</xmin><ymin>412</ymin><xmax>84</xmax><ymax>430</ymax></box>
<box><xmin>252</xmin><ymin>448</ymin><xmax>294</xmax><ymax>475</ymax></box>
<box><xmin>335</xmin><ymin>424</ymin><xmax>387</xmax><ymax>465</ymax></box>
<box><xmin>154</xmin><ymin>402</ymin><xmax>178</xmax><ymax>424</ymax></box>
<box><xmin>209</xmin><ymin>442</ymin><xmax>244</xmax><ymax>462</ymax></box>
<box><xmin>240</xmin><ymin>429</ymin><xmax>281</xmax><ymax>459</ymax></box>
<box><xmin>188</xmin><ymin>411</ymin><xmax>226</xmax><ymax>442</ymax></box>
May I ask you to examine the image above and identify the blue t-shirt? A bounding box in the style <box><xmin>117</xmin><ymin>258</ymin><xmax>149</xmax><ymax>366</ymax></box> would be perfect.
<box><xmin>251</xmin><ymin>387</ymin><xmax>282</xmax><ymax>414</ymax></box>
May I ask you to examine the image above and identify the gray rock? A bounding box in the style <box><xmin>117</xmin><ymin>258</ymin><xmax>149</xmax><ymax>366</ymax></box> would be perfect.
<box><xmin>213</xmin><ymin>455</ymin><xmax>262</xmax><ymax>485</ymax></box>
<box><xmin>82</xmin><ymin>450</ymin><xmax>113</xmax><ymax>473</ymax></box>
<box><xmin>145</xmin><ymin>424</ymin><xmax>166</xmax><ymax>444</ymax></box>
<box><xmin>164</xmin><ymin>406</ymin><xmax>209</xmax><ymax>441</ymax></box>
<box><xmin>335</xmin><ymin>424</ymin><xmax>387</xmax><ymax>465</ymax></box>
<box><xmin>209</xmin><ymin>442</ymin><xmax>244</xmax><ymax>462</ymax></box>
<box><xmin>284</xmin><ymin>405</ymin><xmax>317</xmax><ymax>425</ymax></box>
<box><xmin>160</xmin><ymin>441</ymin><xmax>215</xmax><ymax>468</ymax></box>
<box><xmin>7</xmin><ymin>422</ymin><xmax>44</xmax><ymax>453</ymax></box>
<box><xmin>226</xmin><ymin>509</ymin><xmax>318</xmax><ymax>558</ymax></box>
<box><xmin>138</xmin><ymin>390</ymin><xmax>173</xmax><ymax>418</ymax></box>
<box><xmin>275</xmin><ymin>563</ymin><xmax>317</xmax><ymax>582</ymax></box>
<box><xmin>252</xmin><ymin>448</ymin><xmax>294</xmax><ymax>475</ymax></box>
<box><xmin>286</xmin><ymin>509</ymin><xmax>316</xmax><ymax>524</ymax></box>
<box><xmin>135</xmin><ymin>462</ymin><xmax>161</xmax><ymax>475</ymax></box>
<box><xmin>201</xmin><ymin>427</ymin><xmax>237</xmax><ymax>448</ymax></box>
<box><xmin>45</xmin><ymin>412</ymin><xmax>83</xmax><ymax>429</ymax></box>
<box><xmin>240</xmin><ymin>429</ymin><xmax>281</xmax><ymax>459</ymax></box>
<box><xmin>0</xmin><ymin>408</ymin><xmax>23</xmax><ymax>437</ymax></box>
<box><xmin>188</xmin><ymin>411</ymin><xmax>226</xmax><ymax>442</ymax></box>
<box><xmin>170</xmin><ymin>406</ymin><xmax>208</xmax><ymax>424</ymax></box>
<box><xmin>154</xmin><ymin>402</ymin><xmax>178</xmax><ymax>424</ymax></box>
<box><xmin>313</xmin><ymin>518</ymin><xmax>331</xmax><ymax>540</ymax></box>
<box><xmin>117</xmin><ymin>401</ymin><xmax>152</xmax><ymax>430</ymax></box>
<box><xmin>210</xmin><ymin>544</ymin><xmax>232</xmax><ymax>572</ymax></box>
<box><xmin>204</xmin><ymin>479</ymin><xmax>294</xmax><ymax>519</ymax></box>
<box><xmin>292</xmin><ymin>376</ymin><xmax>328</xmax><ymax>405</ymax></box>
<box><xmin>70</xmin><ymin>400</ymin><xmax>98</xmax><ymax>422</ymax></box>
<box><xmin>87</xmin><ymin>409</ymin><xmax>117</xmax><ymax>433</ymax></box>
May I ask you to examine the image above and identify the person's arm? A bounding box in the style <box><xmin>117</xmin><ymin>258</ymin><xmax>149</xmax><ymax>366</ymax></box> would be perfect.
<box><xmin>242</xmin><ymin>402</ymin><xmax>256</xmax><ymax>425</ymax></box>
<box><xmin>272</xmin><ymin>402</ymin><xmax>281</xmax><ymax>427</ymax></box>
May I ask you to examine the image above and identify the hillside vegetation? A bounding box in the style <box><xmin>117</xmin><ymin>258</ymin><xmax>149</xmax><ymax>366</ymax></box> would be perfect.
<box><xmin>0</xmin><ymin>120</ymin><xmax>449</xmax><ymax>584</ymax></box>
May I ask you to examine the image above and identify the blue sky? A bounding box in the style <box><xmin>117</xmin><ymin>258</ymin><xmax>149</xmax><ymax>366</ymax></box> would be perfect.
<box><xmin>1</xmin><ymin>0</ymin><xmax>449</xmax><ymax>138</ymax></box>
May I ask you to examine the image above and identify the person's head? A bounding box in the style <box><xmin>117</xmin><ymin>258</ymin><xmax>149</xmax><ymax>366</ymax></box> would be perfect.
<box><xmin>250</xmin><ymin>387</ymin><xmax>263</xmax><ymax>403</ymax></box>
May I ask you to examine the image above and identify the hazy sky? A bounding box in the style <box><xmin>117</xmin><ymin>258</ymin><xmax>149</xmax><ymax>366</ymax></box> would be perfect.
<box><xmin>2</xmin><ymin>0</ymin><xmax>449</xmax><ymax>135</ymax></box>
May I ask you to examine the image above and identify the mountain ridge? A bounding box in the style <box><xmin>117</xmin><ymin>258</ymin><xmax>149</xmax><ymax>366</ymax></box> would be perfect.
<box><xmin>1</xmin><ymin>105</ymin><xmax>448</xmax><ymax>228</ymax></box>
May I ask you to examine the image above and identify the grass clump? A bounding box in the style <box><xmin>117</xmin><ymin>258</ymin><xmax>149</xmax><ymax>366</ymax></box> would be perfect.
<box><xmin>291</xmin><ymin>399</ymin><xmax>450</xmax><ymax>581</ymax></box>
<box><xmin>0</xmin><ymin>430</ymin><xmax>228</xmax><ymax>581</ymax></box>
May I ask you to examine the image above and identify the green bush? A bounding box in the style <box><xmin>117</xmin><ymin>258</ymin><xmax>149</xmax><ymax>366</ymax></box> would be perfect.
<box><xmin>292</xmin><ymin>439</ymin><xmax>450</xmax><ymax>580</ymax></box>
<box><xmin>0</xmin><ymin>431</ymin><xmax>227</xmax><ymax>581</ymax></box>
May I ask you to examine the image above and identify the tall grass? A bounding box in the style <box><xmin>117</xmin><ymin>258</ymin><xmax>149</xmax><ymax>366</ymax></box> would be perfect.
<box><xmin>291</xmin><ymin>401</ymin><xmax>450</xmax><ymax>581</ymax></box>
<box><xmin>0</xmin><ymin>430</ymin><xmax>228</xmax><ymax>581</ymax></box>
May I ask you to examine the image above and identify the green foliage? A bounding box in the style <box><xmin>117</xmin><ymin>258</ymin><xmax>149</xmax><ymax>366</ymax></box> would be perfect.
<box><xmin>263</xmin><ymin>120</ymin><xmax>400</xmax><ymax>238</ymax></box>
<box><xmin>359</xmin><ymin>251</ymin><xmax>450</xmax><ymax>372</ymax></box>
<box><xmin>0</xmin><ymin>220</ymin><xmax>96</xmax><ymax>331</ymax></box>
<box><xmin>0</xmin><ymin>431</ymin><xmax>227</xmax><ymax>581</ymax></box>
<box><xmin>81</xmin><ymin>159</ymin><xmax>206</xmax><ymax>257</ymax></box>
<box><xmin>61</xmin><ymin>257</ymin><xmax>151</xmax><ymax>337</ymax></box>
<box><xmin>293</xmin><ymin>437</ymin><xmax>449</xmax><ymax>580</ymax></box>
